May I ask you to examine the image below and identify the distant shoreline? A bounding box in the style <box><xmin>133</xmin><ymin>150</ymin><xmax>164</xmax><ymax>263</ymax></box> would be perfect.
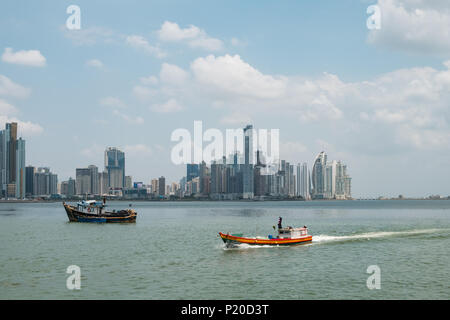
<box><xmin>0</xmin><ymin>198</ymin><xmax>448</xmax><ymax>203</ymax></box>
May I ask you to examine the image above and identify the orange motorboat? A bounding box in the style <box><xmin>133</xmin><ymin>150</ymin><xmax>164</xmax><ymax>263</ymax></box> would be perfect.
<box><xmin>219</xmin><ymin>217</ymin><xmax>312</xmax><ymax>247</ymax></box>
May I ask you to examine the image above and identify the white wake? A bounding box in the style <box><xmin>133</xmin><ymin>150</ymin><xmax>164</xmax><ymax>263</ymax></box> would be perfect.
<box><xmin>312</xmin><ymin>228</ymin><xmax>446</xmax><ymax>243</ymax></box>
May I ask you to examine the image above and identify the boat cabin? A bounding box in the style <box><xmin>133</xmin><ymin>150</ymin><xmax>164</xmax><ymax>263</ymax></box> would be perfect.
<box><xmin>278</xmin><ymin>226</ymin><xmax>308</xmax><ymax>239</ymax></box>
<box><xmin>76</xmin><ymin>200</ymin><xmax>106</xmax><ymax>214</ymax></box>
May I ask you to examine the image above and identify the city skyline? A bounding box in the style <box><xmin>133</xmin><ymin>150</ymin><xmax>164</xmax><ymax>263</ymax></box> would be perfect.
<box><xmin>2</xmin><ymin>120</ymin><xmax>355</xmax><ymax>200</ymax></box>
<box><xmin>1</xmin><ymin>1</ymin><xmax>450</xmax><ymax>197</ymax></box>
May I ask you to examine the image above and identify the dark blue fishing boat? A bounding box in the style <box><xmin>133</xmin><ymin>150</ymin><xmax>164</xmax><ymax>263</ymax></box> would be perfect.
<box><xmin>63</xmin><ymin>200</ymin><xmax>137</xmax><ymax>223</ymax></box>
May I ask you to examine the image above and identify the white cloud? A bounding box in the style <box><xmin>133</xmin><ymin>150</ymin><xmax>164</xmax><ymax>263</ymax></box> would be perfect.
<box><xmin>2</xmin><ymin>48</ymin><xmax>46</xmax><ymax>67</ymax></box>
<box><xmin>160</xmin><ymin>63</ymin><xmax>189</xmax><ymax>85</ymax></box>
<box><xmin>16</xmin><ymin>120</ymin><xmax>44</xmax><ymax>137</ymax></box>
<box><xmin>0</xmin><ymin>76</ymin><xmax>42</xmax><ymax>137</ymax></box>
<box><xmin>191</xmin><ymin>54</ymin><xmax>287</xmax><ymax>99</ymax></box>
<box><xmin>0</xmin><ymin>75</ymin><xmax>31</xmax><ymax>98</ymax></box>
<box><xmin>0</xmin><ymin>115</ymin><xmax>43</xmax><ymax>137</ymax></box>
<box><xmin>86</xmin><ymin>59</ymin><xmax>103</xmax><ymax>68</ymax></box>
<box><xmin>100</xmin><ymin>97</ymin><xmax>126</xmax><ymax>108</ymax></box>
<box><xmin>0</xmin><ymin>99</ymin><xmax>18</xmax><ymax>115</ymax></box>
<box><xmin>126</xmin><ymin>35</ymin><xmax>166</xmax><ymax>58</ymax></box>
<box><xmin>157</xmin><ymin>21</ymin><xmax>223</xmax><ymax>51</ymax></box>
<box><xmin>133</xmin><ymin>54</ymin><xmax>450</xmax><ymax>152</ymax></box>
<box><xmin>151</xmin><ymin>98</ymin><xmax>183</xmax><ymax>113</ymax></box>
<box><xmin>368</xmin><ymin>0</ymin><xmax>450</xmax><ymax>56</ymax></box>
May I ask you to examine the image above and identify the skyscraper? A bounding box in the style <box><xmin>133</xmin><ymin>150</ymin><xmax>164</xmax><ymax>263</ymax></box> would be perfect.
<box><xmin>88</xmin><ymin>165</ymin><xmax>99</xmax><ymax>195</ymax></box>
<box><xmin>76</xmin><ymin>168</ymin><xmax>91</xmax><ymax>195</ymax></box>
<box><xmin>25</xmin><ymin>166</ymin><xmax>35</xmax><ymax>197</ymax></box>
<box><xmin>296</xmin><ymin>162</ymin><xmax>309</xmax><ymax>200</ymax></box>
<box><xmin>75</xmin><ymin>166</ymin><xmax>99</xmax><ymax>195</ymax></box>
<box><xmin>312</xmin><ymin>151</ymin><xmax>327</xmax><ymax>199</ymax></box>
<box><xmin>158</xmin><ymin>176</ymin><xmax>165</xmax><ymax>196</ymax></box>
<box><xmin>0</xmin><ymin>128</ymin><xmax>5</xmax><ymax>196</ymax></box>
<box><xmin>186</xmin><ymin>163</ymin><xmax>199</xmax><ymax>182</ymax></box>
<box><xmin>242</xmin><ymin>125</ymin><xmax>254</xmax><ymax>199</ymax></box>
<box><xmin>335</xmin><ymin>161</ymin><xmax>352</xmax><ymax>199</ymax></box>
<box><xmin>15</xmin><ymin>138</ymin><xmax>26</xmax><ymax>199</ymax></box>
<box><xmin>105</xmin><ymin>147</ymin><xmax>125</xmax><ymax>189</ymax></box>
<box><xmin>98</xmin><ymin>171</ymin><xmax>109</xmax><ymax>195</ymax></box>
<box><xmin>0</xmin><ymin>122</ymin><xmax>26</xmax><ymax>198</ymax></box>
<box><xmin>151</xmin><ymin>178</ymin><xmax>158</xmax><ymax>195</ymax></box>
<box><xmin>33</xmin><ymin>167</ymin><xmax>57</xmax><ymax>196</ymax></box>
<box><xmin>7</xmin><ymin>122</ymin><xmax>17</xmax><ymax>187</ymax></box>
<box><xmin>125</xmin><ymin>175</ymin><xmax>132</xmax><ymax>189</ymax></box>
<box><xmin>324</xmin><ymin>160</ymin><xmax>337</xmax><ymax>199</ymax></box>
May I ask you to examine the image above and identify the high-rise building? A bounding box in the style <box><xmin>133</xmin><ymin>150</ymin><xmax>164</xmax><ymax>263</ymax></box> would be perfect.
<box><xmin>125</xmin><ymin>175</ymin><xmax>132</xmax><ymax>189</ymax></box>
<box><xmin>61</xmin><ymin>177</ymin><xmax>76</xmax><ymax>197</ymax></box>
<box><xmin>288</xmin><ymin>163</ymin><xmax>295</xmax><ymax>197</ymax></box>
<box><xmin>60</xmin><ymin>181</ymin><xmax>69</xmax><ymax>196</ymax></box>
<box><xmin>25</xmin><ymin>166</ymin><xmax>35</xmax><ymax>197</ymax></box>
<box><xmin>242</xmin><ymin>125</ymin><xmax>254</xmax><ymax>199</ymax></box>
<box><xmin>210</xmin><ymin>162</ymin><xmax>225</xmax><ymax>195</ymax></box>
<box><xmin>75</xmin><ymin>168</ymin><xmax>91</xmax><ymax>195</ymax></box>
<box><xmin>67</xmin><ymin>177</ymin><xmax>76</xmax><ymax>196</ymax></box>
<box><xmin>335</xmin><ymin>161</ymin><xmax>352</xmax><ymax>199</ymax></box>
<box><xmin>187</xmin><ymin>164</ymin><xmax>199</xmax><ymax>182</ymax></box>
<box><xmin>33</xmin><ymin>167</ymin><xmax>57</xmax><ymax>196</ymax></box>
<box><xmin>15</xmin><ymin>138</ymin><xmax>26</xmax><ymax>199</ymax></box>
<box><xmin>75</xmin><ymin>166</ymin><xmax>99</xmax><ymax>195</ymax></box>
<box><xmin>98</xmin><ymin>171</ymin><xmax>109</xmax><ymax>195</ymax></box>
<box><xmin>0</xmin><ymin>129</ymin><xmax>4</xmax><ymax>196</ymax></box>
<box><xmin>7</xmin><ymin>122</ymin><xmax>17</xmax><ymax>187</ymax></box>
<box><xmin>296</xmin><ymin>163</ymin><xmax>309</xmax><ymax>200</ymax></box>
<box><xmin>105</xmin><ymin>147</ymin><xmax>125</xmax><ymax>188</ymax></box>
<box><xmin>0</xmin><ymin>122</ymin><xmax>23</xmax><ymax>198</ymax></box>
<box><xmin>324</xmin><ymin>160</ymin><xmax>337</xmax><ymax>199</ymax></box>
<box><xmin>158</xmin><ymin>176</ymin><xmax>165</xmax><ymax>196</ymax></box>
<box><xmin>88</xmin><ymin>165</ymin><xmax>99</xmax><ymax>195</ymax></box>
<box><xmin>198</xmin><ymin>161</ymin><xmax>210</xmax><ymax>195</ymax></box>
<box><xmin>312</xmin><ymin>151</ymin><xmax>327</xmax><ymax>199</ymax></box>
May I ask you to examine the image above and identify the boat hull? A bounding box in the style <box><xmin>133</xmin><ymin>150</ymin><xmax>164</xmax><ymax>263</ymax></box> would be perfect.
<box><xmin>63</xmin><ymin>203</ymin><xmax>137</xmax><ymax>223</ymax></box>
<box><xmin>219</xmin><ymin>232</ymin><xmax>312</xmax><ymax>247</ymax></box>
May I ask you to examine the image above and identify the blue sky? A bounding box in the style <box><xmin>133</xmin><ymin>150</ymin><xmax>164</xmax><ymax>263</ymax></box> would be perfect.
<box><xmin>1</xmin><ymin>0</ymin><xmax>450</xmax><ymax>197</ymax></box>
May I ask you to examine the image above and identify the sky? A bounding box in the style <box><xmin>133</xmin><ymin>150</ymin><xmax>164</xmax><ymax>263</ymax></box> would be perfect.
<box><xmin>1</xmin><ymin>0</ymin><xmax>450</xmax><ymax>198</ymax></box>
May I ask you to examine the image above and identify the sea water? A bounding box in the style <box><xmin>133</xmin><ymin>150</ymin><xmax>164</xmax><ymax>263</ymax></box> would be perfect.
<box><xmin>0</xmin><ymin>200</ymin><xmax>449</xmax><ymax>299</ymax></box>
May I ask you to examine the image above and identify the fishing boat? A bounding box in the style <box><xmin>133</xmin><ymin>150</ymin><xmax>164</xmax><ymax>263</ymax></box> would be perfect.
<box><xmin>63</xmin><ymin>200</ymin><xmax>137</xmax><ymax>223</ymax></box>
<box><xmin>219</xmin><ymin>217</ymin><xmax>312</xmax><ymax>247</ymax></box>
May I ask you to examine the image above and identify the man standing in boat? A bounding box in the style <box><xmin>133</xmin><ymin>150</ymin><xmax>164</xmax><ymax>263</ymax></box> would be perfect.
<box><xmin>278</xmin><ymin>217</ymin><xmax>282</xmax><ymax>229</ymax></box>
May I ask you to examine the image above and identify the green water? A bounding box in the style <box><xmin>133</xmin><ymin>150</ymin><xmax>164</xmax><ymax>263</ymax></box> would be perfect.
<box><xmin>0</xmin><ymin>200</ymin><xmax>449</xmax><ymax>299</ymax></box>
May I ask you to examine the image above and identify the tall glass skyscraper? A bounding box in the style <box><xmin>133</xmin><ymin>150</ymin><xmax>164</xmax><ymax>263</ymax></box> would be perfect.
<box><xmin>242</xmin><ymin>125</ymin><xmax>254</xmax><ymax>199</ymax></box>
<box><xmin>312</xmin><ymin>151</ymin><xmax>327</xmax><ymax>199</ymax></box>
<box><xmin>0</xmin><ymin>122</ymin><xmax>26</xmax><ymax>199</ymax></box>
<box><xmin>104</xmin><ymin>147</ymin><xmax>125</xmax><ymax>188</ymax></box>
<box><xmin>186</xmin><ymin>163</ymin><xmax>199</xmax><ymax>182</ymax></box>
<box><xmin>296</xmin><ymin>162</ymin><xmax>309</xmax><ymax>200</ymax></box>
<box><xmin>15</xmin><ymin>138</ymin><xmax>26</xmax><ymax>199</ymax></box>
